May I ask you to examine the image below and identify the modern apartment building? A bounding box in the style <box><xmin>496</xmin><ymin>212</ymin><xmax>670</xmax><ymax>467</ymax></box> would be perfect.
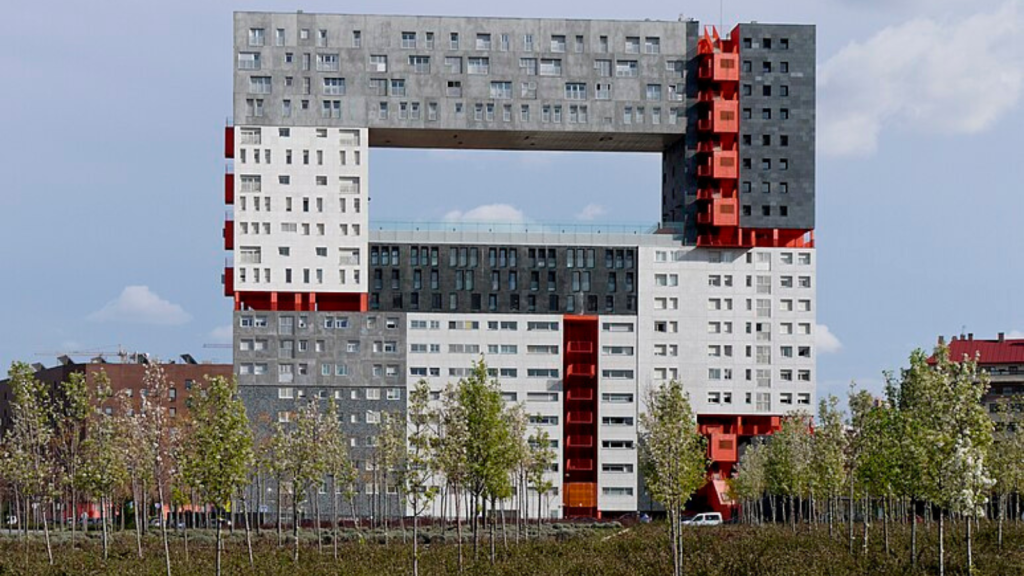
<box><xmin>227</xmin><ymin>12</ymin><xmax>817</xmax><ymax>519</ymax></box>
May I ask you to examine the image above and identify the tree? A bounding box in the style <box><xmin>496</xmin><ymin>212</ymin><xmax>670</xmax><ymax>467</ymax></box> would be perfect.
<box><xmin>811</xmin><ymin>396</ymin><xmax>847</xmax><ymax>535</ymax></box>
<box><xmin>76</xmin><ymin>374</ymin><xmax>125</xmax><ymax>560</ymax></box>
<box><xmin>52</xmin><ymin>372</ymin><xmax>91</xmax><ymax>544</ymax></box>
<box><xmin>765</xmin><ymin>411</ymin><xmax>813</xmax><ymax>530</ymax></box>
<box><xmin>405</xmin><ymin>380</ymin><xmax>439</xmax><ymax>576</ymax></box>
<box><xmin>730</xmin><ymin>438</ymin><xmax>766</xmax><ymax>524</ymax></box>
<box><xmin>458</xmin><ymin>359</ymin><xmax>514</xmax><ymax>563</ymax></box>
<box><xmin>184</xmin><ymin>376</ymin><xmax>254</xmax><ymax>576</ymax></box>
<box><xmin>433</xmin><ymin>382</ymin><xmax>469</xmax><ymax>571</ymax></box>
<box><xmin>526</xmin><ymin>426</ymin><xmax>556</xmax><ymax>534</ymax></box>
<box><xmin>281</xmin><ymin>399</ymin><xmax>328</xmax><ymax>562</ymax></box>
<box><xmin>638</xmin><ymin>380</ymin><xmax>707</xmax><ymax>576</ymax></box>
<box><xmin>2</xmin><ymin>362</ymin><xmax>57</xmax><ymax>564</ymax></box>
<box><xmin>320</xmin><ymin>399</ymin><xmax>355</xmax><ymax>560</ymax></box>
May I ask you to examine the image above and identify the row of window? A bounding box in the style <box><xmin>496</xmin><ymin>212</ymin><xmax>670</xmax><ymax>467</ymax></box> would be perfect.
<box><xmin>249</xmin><ymin>27</ymin><xmax>669</xmax><ymax>56</ymax></box>
<box><xmin>706</xmin><ymin>321</ymin><xmax>813</xmax><ymax>336</ymax></box>
<box><xmin>708</xmin><ymin>367</ymin><xmax>812</xmax><ymax>381</ymax></box>
<box><xmin>373</xmin><ymin>267</ymin><xmax>635</xmax><ymax>293</ymax></box>
<box><xmin>708</xmin><ymin>343</ymin><xmax>813</xmax><ymax>358</ymax></box>
<box><xmin>237</xmin><ymin>148</ymin><xmax>362</xmax><ymax>169</ymax></box>
<box><xmin>653</xmin><ymin>250</ymin><xmax>813</xmax><ymax>265</ymax></box>
<box><xmin>412</xmin><ymin>343</ymin><xmax>561</xmax><ymax>355</ymax></box>
<box><xmin>277</xmin><ymin>387</ymin><xmax>402</xmax><ymax>401</ymax></box>
<box><xmin>742</xmin><ymin>37</ymin><xmax>794</xmax><ymax>51</ymax></box>
<box><xmin>371</xmin><ymin>291</ymin><xmax>636</xmax><ymax>313</ymax></box>
<box><xmin>239</xmin><ymin>314</ymin><xmax>400</xmax><ymax>330</ymax></box>
<box><xmin>707</xmin><ymin>390</ymin><xmax>811</xmax><ymax>406</ymax></box>
<box><xmin>707</xmin><ymin>297</ymin><xmax>813</xmax><ymax>313</ymax></box>
<box><xmin>409</xmin><ymin>367</ymin><xmax>560</xmax><ymax>379</ymax></box>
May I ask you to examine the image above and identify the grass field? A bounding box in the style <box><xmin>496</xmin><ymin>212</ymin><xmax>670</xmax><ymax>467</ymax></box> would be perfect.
<box><xmin>0</xmin><ymin>521</ymin><xmax>1020</xmax><ymax>575</ymax></box>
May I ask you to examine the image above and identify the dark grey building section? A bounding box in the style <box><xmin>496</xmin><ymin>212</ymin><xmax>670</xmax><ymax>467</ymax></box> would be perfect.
<box><xmin>367</xmin><ymin>243</ymin><xmax>639</xmax><ymax>315</ymax></box>
<box><xmin>735</xmin><ymin>24</ymin><xmax>815</xmax><ymax>230</ymax></box>
<box><xmin>234</xmin><ymin>310</ymin><xmax>406</xmax><ymax>517</ymax></box>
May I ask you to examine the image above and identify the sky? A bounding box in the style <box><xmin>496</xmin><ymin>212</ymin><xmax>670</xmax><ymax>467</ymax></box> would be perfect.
<box><xmin>1</xmin><ymin>0</ymin><xmax>1022</xmax><ymax>401</ymax></box>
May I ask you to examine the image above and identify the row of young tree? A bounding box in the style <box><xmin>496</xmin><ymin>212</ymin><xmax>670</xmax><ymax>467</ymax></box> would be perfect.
<box><xmin>0</xmin><ymin>359</ymin><xmax>567</xmax><ymax>576</ymax></box>
<box><xmin>729</xmin><ymin>345</ymin><xmax>1008</xmax><ymax>576</ymax></box>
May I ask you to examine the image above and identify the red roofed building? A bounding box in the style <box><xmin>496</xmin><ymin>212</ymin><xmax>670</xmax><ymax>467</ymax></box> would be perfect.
<box><xmin>936</xmin><ymin>333</ymin><xmax>1024</xmax><ymax>414</ymax></box>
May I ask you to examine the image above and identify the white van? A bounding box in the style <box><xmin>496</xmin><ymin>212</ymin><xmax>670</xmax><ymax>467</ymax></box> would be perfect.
<box><xmin>680</xmin><ymin>512</ymin><xmax>723</xmax><ymax>526</ymax></box>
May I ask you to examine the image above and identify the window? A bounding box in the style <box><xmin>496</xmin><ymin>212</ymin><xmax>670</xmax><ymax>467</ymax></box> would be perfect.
<box><xmin>522</xmin><ymin>33</ymin><xmax>534</xmax><ymax>52</ymax></box>
<box><xmin>390</xmin><ymin>79</ymin><xmax>406</xmax><ymax>96</ymax></box>
<box><xmin>248</xmin><ymin>76</ymin><xmax>271</xmax><ymax>94</ymax></box>
<box><xmin>615</xmin><ymin>60</ymin><xmax>638</xmax><ymax>77</ymax></box>
<box><xmin>316</xmin><ymin>53</ymin><xmax>339</xmax><ymax>72</ymax></box>
<box><xmin>248</xmin><ymin>28</ymin><xmax>265</xmax><ymax>46</ymax></box>
<box><xmin>594</xmin><ymin>59</ymin><xmax>612</xmax><ymax>77</ymax></box>
<box><xmin>401</xmin><ymin>31</ymin><xmax>417</xmax><ymax>49</ymax></box>
<box><xmin>625</xmin><ymin>36</ymin><xmax>640</xmax><ymax>53</ymax></box>
<box><xmin>644</xmin><ymin>37</ymin><xmax>660</xmax><ymax>54</ymax></box>
<box><xmin>468</xmin><ymin>57</ymin><xmax>489</xmax><ymax>74</ymax></box>
<box><xmin>323</xmin><ymin>77</ymin><xmax>346</xmax><ymax>95</ymax></box>
<box><xmin>550</xmin><ymin>35</ymin><xmax>566</xmax><ymax>52</ymax></box>
<box><xmin>565</xmin><ymin>83</ymin><xmax>586</xmax><ymax>100</ymax></box>
<box><xmin>646</xmin><ymin>84</ymin><xmax>662</xmax><ymax>101</ymax></box>
<box><xmin>539</xmin><ymin>59</ymin><xmax>562</xmax><ymax>76</ymax></box>
<box><xmin>369</xmin><ymin>54</ymin><xmax>387</xmax><ymax>72</ymax></box>
<box><xmin>476</xmin><ymin>33</ymin><xmax>492</xmax><ymax>50</ymax></box>
<box><xmin>409</xmin><ymin>55</ymin><xmax>430</xmax><ymax>73</ymax></box>
<box><xmin>445</xmin><ymin>56</ymin><xmax>462</xmax><ymax>74</ymax></box>
<box><xmin>237</xmin><ymin>52</ymin><xmax>261</xmax><ymax>70</ymax></box>
<box><xmin>490</xmin><ymin>81</ymin><xmax>513</xmax><ymax>99</ymax></box>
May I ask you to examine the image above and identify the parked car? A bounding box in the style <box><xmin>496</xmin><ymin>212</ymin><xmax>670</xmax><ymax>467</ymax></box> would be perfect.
<box><xmin>680</xmin><ymin>512</ymin><xmax>723</xmax><ymax>526</ymax></box>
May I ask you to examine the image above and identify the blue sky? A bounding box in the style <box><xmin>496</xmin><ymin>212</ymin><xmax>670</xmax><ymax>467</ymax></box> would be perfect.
<box><xmin>2</xmin><ymin>0</ymin><xmax>1022</xmax><ymax>400</ymax></box>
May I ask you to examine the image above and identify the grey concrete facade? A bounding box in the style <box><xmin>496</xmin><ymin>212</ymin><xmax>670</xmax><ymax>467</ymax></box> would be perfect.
<box><xmin>735</xmin><ymin>24</ymin><xmax>816</xmax><ymax>230</ymax></box>
<box><xmin>234</xmin><ymin>13</ymin><xmax>694</xmax><ymax>152</ymax></box>
<box><xmin>235</xmin><ymin>310</ymin><xmax>406</xmax><ymax>517</ymax></box>
<box><xmin>368</xmin><ymin>242</ymin><xmax>639</xmax><ymax>315</ymax></box>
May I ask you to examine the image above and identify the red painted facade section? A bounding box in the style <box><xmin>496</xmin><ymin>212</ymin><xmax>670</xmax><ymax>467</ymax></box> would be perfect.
<box><xmin>224</xmin><ymin>173</ymin><xmax>234</xmax><ymax>204</ymax></box>
<box><xmin>232</xmin><ymin>290</ymin><xmax>367</xmax><ymax>312</ymax></box>
<box><xmin>698</xmin><ymin>414</ymin><xmax>782</xmax><ymax>519</ymax></box>
<box><xmin>694</xmin><ymin>25</ymin><xmax>814</xmax><ymax>249</ymax></box>
<box><xmin>224</xmin><ymin>126</ymin><xmax>234</xmax><ymax>159</ymax></box>
<box><xmin>223</xmin><ymin>219</ymin><xmax>234</xmax><ymax>250</ymax></box>
<box><xmin>562</xmin><ymin>316</ymin><xmax>600</xmax><ymax>518</ymax></box>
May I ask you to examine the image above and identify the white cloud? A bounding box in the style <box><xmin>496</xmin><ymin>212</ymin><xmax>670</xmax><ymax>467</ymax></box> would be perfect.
<box><xmin>87</xmin><ymin>286</ymin><xmax>192</xmax><ymax>326</ymax></box>
<box><xmin>208</xmin><ymin>325</ymin><xmax>233</xmax><ymax>344</ymax></box>
<box><xmin>815</xmin><ymin>324</ymin><xmax>843</xmax><ymax>354</ymax></box>
<box><xmin>442</xmin><ymin>204</ymin><xmax>527</xmax><ymax>223</ymax></box>
<box><xmin>575</xmin><ymin>203</ymin><xmax>607</xmax><ymax>221</ymax></box>
<box><xmin>819</xmin><ymin>1</ymin><xmax>1023</xmax><ymax>156</ymax></box>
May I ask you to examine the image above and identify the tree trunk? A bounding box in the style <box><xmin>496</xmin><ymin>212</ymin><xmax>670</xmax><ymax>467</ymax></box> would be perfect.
<box><xmin>314</xmin><ymin>488</ymin><xmax>322</xmax><ymax>556</ymax></box>
<box><xmin>158</xmin><ymin>483</ymin><xmax>171</xmax><ymax>576</ymax></box>
<box><xmin>911</xmin><ymin>497</ymin><xmax>918</xmax><ymax>569</ymax></box>
<box><xmin>456</xmin><ymin>484</ymin><xmax>464</xmax><ymax>573</ymax></box>
<box><xmin>413</xmin><ymin>508</ymin><xmax>420</xmax><ymax>576</ymax></box>
<box><xmin>101</xmin><ymin>494</ymin><xmax>109</xmax><ymax>560</ymax></box>
<box><xmin>277</xmin><ymin>477</ymin><xmax>283</xmax><ymax>547</ymax></box>
<box><xmin>216</xmin><ymin>518</ymin><xmax>223</xmax><ymax>576</ymax></box>
<box><xmin>489</xmin><ymin>497</ymin><xmax>496</xmax><ymax>564</ymax></box>
<box><xmin>862</xmin><ymin>494</ymin><xmax>869</xmax><ymax>555</ymax></box>
<box><xmin>883</xmin><ymin>497</ymin><xmax>889</xmax><ymax>556</ymax></box>
<box><xmin>133</xmin><ymin>480</ymin><xmax>143</xmax><ymax>559</ymax></box>
<box><xmin>243</xmin><ymin>492</ymin><xmax>254</xmax><ymax>569</ymax></box>
<box><xmin>966</xmin><ymin>511</ymin><xmax>973</xmax><ymax>574</ymax></box>
<box><xmin>293</xmin><ymin>487</ymin><xmax>300</xmax><ymax>563</ymax></box>
<box><xmin>848</xmin><ymin>481</ymin><xmax>855</xmax><ymax>554</ymax></box>
<box><xmin>938</xmin><ymin>512</ymin><xmax>945</xmax><ymax>576</ymax></box>
<box><xmin>998</xmin><ymin>494</ymin><xmax>1004</xmax><ymax>549</ymax></box>
<box><xmin>331</xmin><ymin>478</ymin><xmax>339</xmax><ymax>560</ymax></box>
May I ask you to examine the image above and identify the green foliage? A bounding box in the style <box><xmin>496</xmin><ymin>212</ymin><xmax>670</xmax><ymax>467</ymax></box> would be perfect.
<box><xmin>183</xmin><ymin>376</ymin><xmax>253</xmax><ymax>510</ymax></box>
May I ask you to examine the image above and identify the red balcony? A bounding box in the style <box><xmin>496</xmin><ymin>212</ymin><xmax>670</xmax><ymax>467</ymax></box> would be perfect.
<box><xmin>224</xmin><ymin>173</ymin><xmax>234</xmax><ymax>204</ymax></box>
<box><xmin>712</xmin><ymin>100</ymin><xmax>740</xmax><ymax>133</ymax></box>
<box><xmin>567</xmin><ymin>435</ymin><xmax>594</xmax><ymax>448</ymax></box>
<box><xmin>567</xmin><ymin>341</ymin><xmax>593</xmax><ymax>354</ymax></box>
<box><xmin>224</xmin><ymin>126</ymin><xmax>234</xmax><ymax>159</ymax></box>
<box><xmin>709</xmin><ymin>433</ymin><xmax>738</xmax><ymax>463</ymax></box>
<box><xmin>223</xmin><ymin>219</ymin><xmax>234</xmax><ymax>250</ymax></box>
<box><xmin>711</xmin><ymin>53</ymin><xmax>740</xmax><ymax>82</ymax></box>
<box><xmin>566</xmin><ymin>363</ymin><xmax>596</xmax><ymax>378</ymax></box>
<box><xmin>697</xmin><ymin>119</ymin><xmax>712</xmax><ymax>132</ymax></box>
<box><xmin>223</xmin><ymin>267</ymin><xmax>234</xmax><ymax>297</ymax></box>
<box><xmin>567</xmin><ymin>411</ymin><xmax>594</xmax><ymax>425</ymax></box>
<box><xmin>566</xmin><ymin>388</ymin><xmax>594</xmax><ymax>402</ymax></box>
<box><xmin>567</xmin><ymin>458</ymin><xmax>594</xmax><ymax>472</ymax></box>
<box><xmin>711</xmin><ymin>198</ymin><xmax>739</xmax><ymax>227</ymax></box>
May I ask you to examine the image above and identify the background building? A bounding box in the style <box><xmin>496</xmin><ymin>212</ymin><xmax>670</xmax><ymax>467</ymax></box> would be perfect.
<box><xmin>227</xmin><ymin>12</ymin><xmax>817</xmax><ymax>519</ymax></box>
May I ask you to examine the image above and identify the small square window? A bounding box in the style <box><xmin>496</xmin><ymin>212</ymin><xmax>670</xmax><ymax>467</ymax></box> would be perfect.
<box><xmin>743</xmin><ymin>108</ymin><xmax>752</xmax><ymax>120</ymax></box>
<box><xmin>762</xmin><ymin>135</ymin><xmax>771</xmax><ymax>146</ymax></box>
<box><xmin>762</xmin><ymin>38</ymin><xmax>772</xmax><ymax>50</ymax></box>
<box><xmin>780</xmin><ymin>135</ymin><xmax>789</xmax><ymax>147</ymax></box>
<box><xmin>762</xmin><ymin>108</ymin><xmax>772</xmax><ymax>120</ymax></box>
<box><xmin>742</xmin><ymin>84</ymin><xmax>752</xmax><ymax>96</ymax></box>
<box><xmin>762</xmin><ymin>61</ymin><xmax>772</xmax><ymax>73</ymax></box>
<box><xmin>781</xmin><ymin>108</ymin><xmax>790</xmax><ymax>120</ymax></box>
<box><xmin>762</xmin><ymin>206</ymin><xmax>771</xmax><ymax>216</ymax></box>
<box><xmin>780</xmin><ymin>182</ymin><xmax>789</xmax><ymax>194</ymax></box>
<box><xmin>780</xmin><ymin>85</ymin><xmax>790</xmax><ymax>97</ymax></box>
<box><xmin>780</xmin><ymin>206</ymin><xmax>789</xmax><ymax>217</ymax></box>
<box><xmin>742</xmin><ymin>181</ymin><xmax>752</xmax><ymax>193</ymax></box>
<box><xmin>762</xmin><ymin>85</ymin><xmax>772</xmax><ymax>97</ymax></box>
<box><xmin>761</xmin><ymin>158</ymin><xmax>771</xmax><ymax>170</ymax></box>
<box><xmin>742</xmin><ymin>205</ymin><xmax>752</xmax><ymax>216</ymax></box>
<box><xmin>761</xmin><ymin>182</ymin><xmax>771</xmax><ymax>194</ymax></box>
<box><xmin>781</xmin><ymin>62</ymin><xmax>790</xmax><ymax>73</ymax></box>
<box><xmin>780</xmin><ymin>38</ymin><xmax>790</xmax><ymax>50</ymax></box>
<box><xmin>742</xmin><ymin>61</ymin><xmax>752</xmax><ymax>73</ymax></box>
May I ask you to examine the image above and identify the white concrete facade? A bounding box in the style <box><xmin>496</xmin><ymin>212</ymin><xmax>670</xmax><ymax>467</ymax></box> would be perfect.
<box><xmin>636</xmin><ymin>246</ymin><xmax>817</xmax><ymax>416</ymax></box>
<box><xmin>232</xmin><ymin>125</ymin><xmax>369</xmax><ymax>293</ymax></box>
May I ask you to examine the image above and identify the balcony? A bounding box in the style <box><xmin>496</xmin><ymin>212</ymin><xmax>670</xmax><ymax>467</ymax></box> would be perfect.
<box><xmin>567</xmin><ymin>411</ymin><xmax>594</xmax><ymax>425</ymax></box>
<box><xmin>697</xmin><ymin>119</ymin><xmax>712</xmax><ymax>132</ymax></box>
<box><xmin>708</xmin><ymin>433</ymin><xmax>738</xmax><ymax>463</ymax></box>
<box><xmin>223</xmin><ymin>219</ymin><xmax>234</xmax><ymax>250</ymax></box>
<box><xmin>711</xmin><ymin>53</ymin><xmax>740</xmax><ymax>82</ymax></box>
<box><xmin>567</xmin><ymin>341</ymin><xmax>593</xmax><ymax>354</ymax></box>
<box><xmin>566</xmin><ymin>363</ymin><xmax>596</xmax><ymax>378</ymax></box>
<box><xmin>567</xmin><ymin>458</ymin><xmax>594</xmax><ymax>472</ymax></box>
<box><xmin>711</xmin><ymin>100</ymin><xmax>740</xmax><ymax>134</ymax></box>
<box><xmin>711</xmin><ymin>198</ymin><xmax>739</xmax><ymax>227</ymax></box>
<box><xmin>566</xmin><ymin>388</ymin><xmax>594</xmax><ymax>402</ymax></box>
<box><xmin>567</xmin><ymin>435</ymin><xmax>594</xmax><ymax>448</ymax></box>
<box><xmin>224</xmin><ymin>126</ymin><xmax>234</xmax><ymax>159</ymax></box>
<box><xmin>223</xmin><ymin>266</ymin><xmax>234</xmax><ymax>297</ymax></box>
<box><xmin>224</xmin><ymin>172</ymin><xmax>234</xmax><ymax>204</ymax></box>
